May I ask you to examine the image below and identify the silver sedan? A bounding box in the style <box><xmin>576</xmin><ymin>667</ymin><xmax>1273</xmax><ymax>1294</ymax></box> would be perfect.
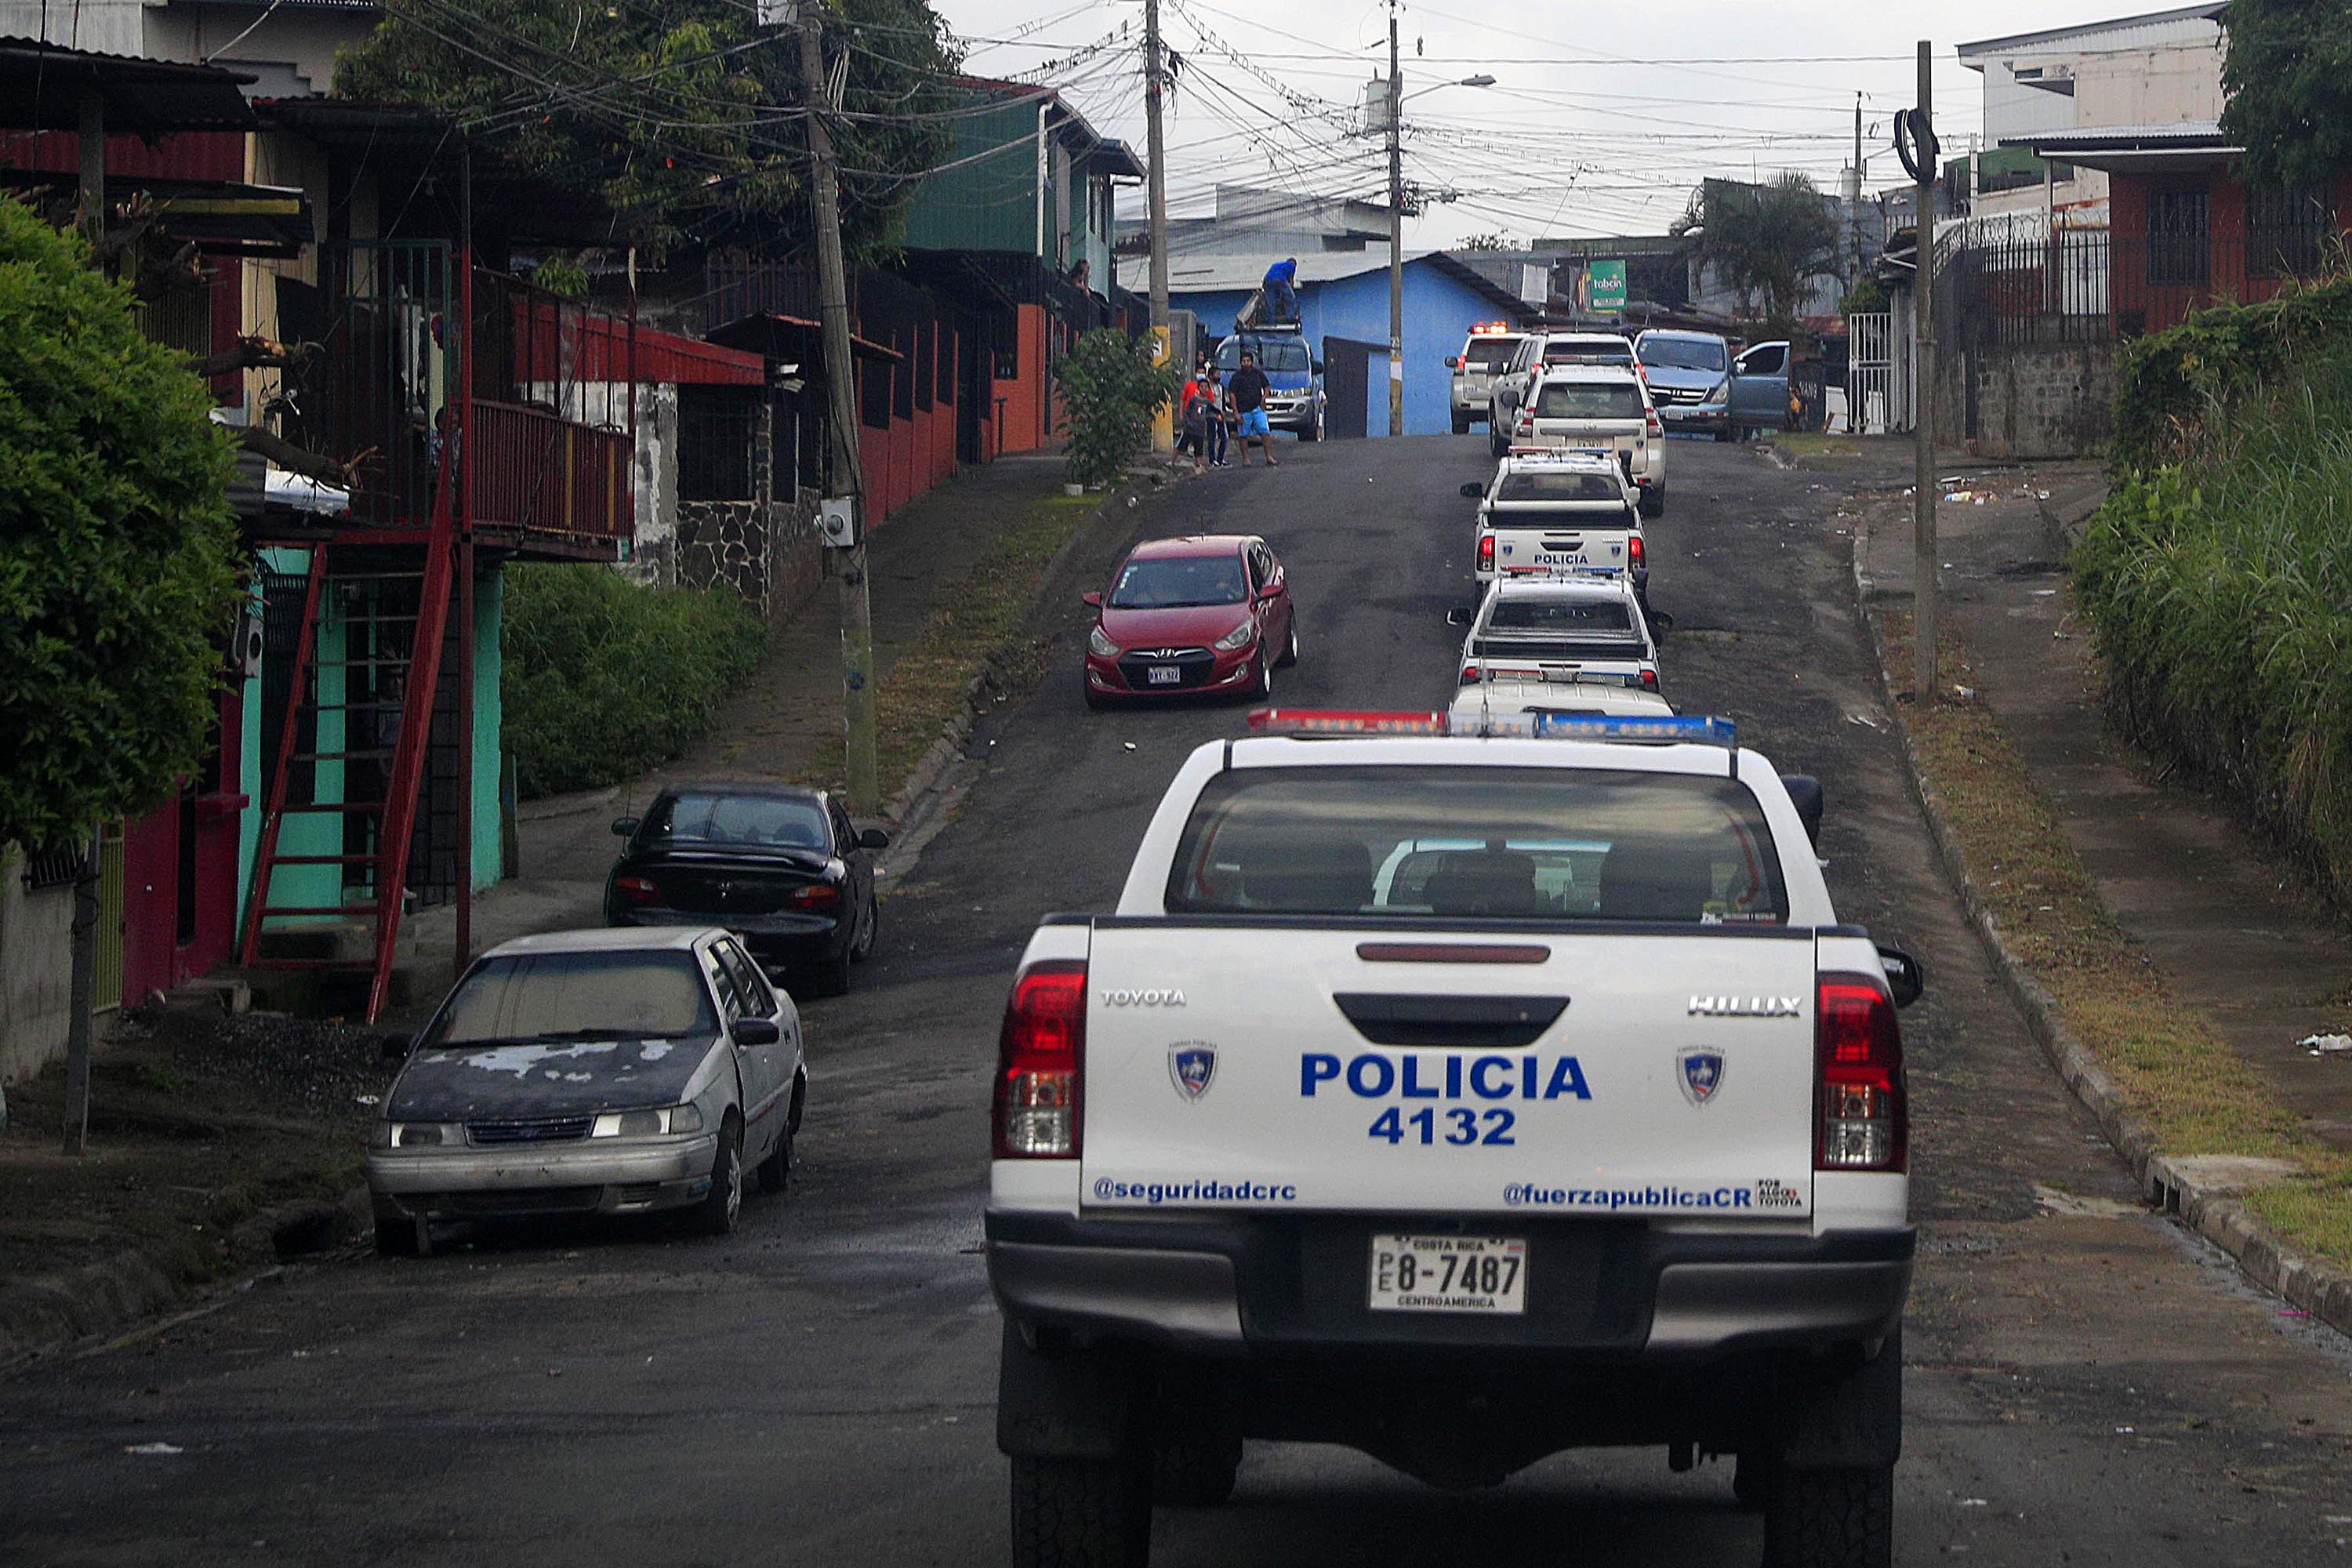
<box><xmin>365</xmin><ymin>927</ymin><xmax>804</xmax><ymax>1255</ymax></box>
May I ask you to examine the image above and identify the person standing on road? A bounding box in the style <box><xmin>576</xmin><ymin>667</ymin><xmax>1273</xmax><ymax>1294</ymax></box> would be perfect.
<box><xmin>1228</xmin><ymin>350</ymin><xmax>1277</xmax><ymax>469</ymax></box>
<box><xmin>1203</xmin><ymin>377</ymin><xmax>1231</xmax><ymax>468</ymax></box>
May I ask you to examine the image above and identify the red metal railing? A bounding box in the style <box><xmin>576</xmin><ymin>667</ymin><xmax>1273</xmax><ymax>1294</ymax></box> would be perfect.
<box><xmin>469</xmin><ymin>400</ymin><xmax>632</xmax><ymax>541</ymax></box>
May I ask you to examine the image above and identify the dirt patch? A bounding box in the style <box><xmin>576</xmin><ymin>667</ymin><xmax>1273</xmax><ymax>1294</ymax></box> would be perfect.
<box><xmin>0</xmin><ymin>1010</ymin><xmax>390</xmax><ymax>1291</ymax></box>
<box><xmin>856</xmin><ymin>491</ymin><xmax>1100</xmax><ymax>800</ymax></box>
<box><xmin>1875</xmin><ymin>609</ymin><xmax>2352</xmax><ymax>1269</ymax></box>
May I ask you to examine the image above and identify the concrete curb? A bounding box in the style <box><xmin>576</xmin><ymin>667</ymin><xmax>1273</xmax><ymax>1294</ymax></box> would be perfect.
<box><xmin>1846</xmin><ymin>524</ymin><xmax>2352</xmax><ymax>1344</ymax></box>
<box><xmin>880</xmin><ymin>463</ymin><xmax>1189</xmax><ymax>844</ymax></box>
<box><xmin>0</xmin><ymin>1187</ymin><xmax>369</xmax><ymax>1375</ymax></box>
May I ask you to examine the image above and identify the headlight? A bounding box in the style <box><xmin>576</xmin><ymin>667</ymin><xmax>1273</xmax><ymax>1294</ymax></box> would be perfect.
<box><xmin>376</xmin><ymin>1122</ymin><xmax>453</xmax><ymax>1148</ymax></box>
<box><xmin>590</xmin><ymin>1105</ymin><xmax>703</xmax><ymax>1138</ymax></box>
<box><xmin>1088</xmin><ymin>625</ymin><xmax>1117</xmax><ymax>657</ymax></box>
<box><xmin>1213</xmin><ymin>621</ymin><xmax>1257</xmax><ymax>652</ymax></box>
<box><xmin>1701</xmin><ymin>378</ymin><xmax>1729</xmax><ymax>405</ymax></box>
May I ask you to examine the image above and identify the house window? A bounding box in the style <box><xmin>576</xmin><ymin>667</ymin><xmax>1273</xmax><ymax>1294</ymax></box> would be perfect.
<box><xmin>2249</xmin><ymin>184</ymin><xmax>2332</xmax><ymax>278</ymax></box>
<box><xmin>2146</xmin><ymin>186</ymin><xmax>2211</xmax><ymax>286</ymax></box>
<box><xmin>677</xmin><ymin>386</ymin><xmax>760</xmax><ymax>503</ymax></box>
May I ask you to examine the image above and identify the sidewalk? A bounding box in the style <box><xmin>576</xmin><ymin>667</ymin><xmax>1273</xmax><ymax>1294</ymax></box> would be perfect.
<box><xmin>391</xmin><ymin>452</ymin><xmax>1094</xmax><ymax>1005</ymax></box>
<box><xmin>1853</xmin><ymin>465</ymin><xmax>2352</xmax><ymax>1150</ymax></box>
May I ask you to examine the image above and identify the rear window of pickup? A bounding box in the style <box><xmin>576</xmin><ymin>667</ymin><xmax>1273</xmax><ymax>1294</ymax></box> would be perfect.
<box><xmin>1534</xmin><ymin>382</ymin><xmax>1646</xmax><ymax>419</ymax></box>
<box><xmin>1165</xmin><ymin>766</ymin><xmax>1787</xmax><ymax>924</ymax></box>
<box><xmin>1496</xmin><ymin>472</ymin><xmax>1624</xmax><ymax>503</ymax></box>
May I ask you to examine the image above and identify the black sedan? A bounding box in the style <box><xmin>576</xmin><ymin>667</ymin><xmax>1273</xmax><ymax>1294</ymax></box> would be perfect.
<box><xmin>604</xmin><ymin>782</ymin><xmax>887</xmax><ymax>997</ymax></box>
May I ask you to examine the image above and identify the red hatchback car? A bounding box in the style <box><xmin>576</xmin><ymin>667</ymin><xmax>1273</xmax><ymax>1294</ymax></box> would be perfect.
<box><xmin>1082</xmin><ymin>534</ymin><xmax>1298</xmax><ymax>707</ymax></box>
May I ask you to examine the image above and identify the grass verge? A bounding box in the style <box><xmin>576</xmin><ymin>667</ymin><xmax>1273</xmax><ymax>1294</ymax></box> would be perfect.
<box><xmin>866</xmin><ymin>490</ymin><xmax>1101</xmax><ymax>801</ymax></box>
<box><xmin>1770</xmin><ymin>431</ymin><xmax>1870</xmax><ymax>462</ymax></box>
<box><xmin>1875</xmin><ymin>608</ymin><xmax>2352</xmax><ymax>1269</ymax></box>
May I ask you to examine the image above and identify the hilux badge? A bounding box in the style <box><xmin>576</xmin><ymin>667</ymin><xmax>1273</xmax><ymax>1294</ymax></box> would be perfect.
<box><xmin>1169</xmin><ymin>1043</ymin><xmax>1217</xmax><ymax>1102</ymax></box>
<box><xmin>1677</xmin><ymin>1047</ymin><xmax>1726</xmax><ymax>1106</ymax></box>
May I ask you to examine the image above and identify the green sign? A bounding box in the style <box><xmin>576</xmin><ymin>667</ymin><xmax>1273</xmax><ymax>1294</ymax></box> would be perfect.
<box><xmin>1588</xmin><ymin>259</ymin><xmax>1628</xmax><ymax>313</ymax></box>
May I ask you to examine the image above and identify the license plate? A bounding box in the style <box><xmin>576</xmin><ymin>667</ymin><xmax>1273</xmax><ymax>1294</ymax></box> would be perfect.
<box><xmin>1368</xmin><ymin>1234</ymin><xmax>1526</xmax><ymax>1314</ymax></box>
<box><xmin>1146</xmin><ymin>665</ymin><xmax>1183</xmax><ymax>685</ymax></box>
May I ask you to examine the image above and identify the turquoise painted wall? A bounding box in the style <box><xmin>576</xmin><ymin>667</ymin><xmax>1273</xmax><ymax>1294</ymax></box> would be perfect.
<box><xmin>471</xmin><ymin>565</ymin><xmax>503</xmax><ymax>893</ymax></box>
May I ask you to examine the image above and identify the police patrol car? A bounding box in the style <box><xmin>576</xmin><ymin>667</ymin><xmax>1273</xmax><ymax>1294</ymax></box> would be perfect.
<box><xmin>1457</xmin><ymin>572</ymin><xmax>1662</xmax><ymax>695</ymax></box>
<box><xmin>987</xmin><ymin>710</ymin><xmax>1922</xmax><ymax>1568</ymax></box>
<box><xmin>1463</xmin><ymin>450</ymin><xmax>1646</xmax><ymax>603</ymax></box>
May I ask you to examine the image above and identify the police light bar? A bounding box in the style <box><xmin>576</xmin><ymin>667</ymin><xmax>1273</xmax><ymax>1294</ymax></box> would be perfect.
<box><xmin>1247</xmin><ymin>708</ymin><xmax>1450</xmax><ymax>735</ymax></box>
<box><xmin>1471</xmin><ymin>321</ymin><xmax>1513</xmax><ymax>336</ymax></box>
<box><xmin>1530</xmin><ymin>714</ymin><xmax>1736</xmax><ymax>746</ymax></box>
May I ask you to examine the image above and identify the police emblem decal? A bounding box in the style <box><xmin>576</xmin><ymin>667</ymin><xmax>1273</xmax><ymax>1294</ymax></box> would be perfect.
<box><xmin>1677</xmin><ymin>1047</ymin><xmax>1726</xmax><ymax>1107</ymax></box>
<box><xmin>1169</xmin><ymin>1043</ymin><xmax>1217</xmax><ymax>1102</ymax></box>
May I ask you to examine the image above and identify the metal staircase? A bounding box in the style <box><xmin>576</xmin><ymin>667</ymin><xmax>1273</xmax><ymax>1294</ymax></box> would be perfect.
<box><xmin>238</xmin><ymin>497</ymin><xmax>459</xmax><ymax>1022</ymax></box>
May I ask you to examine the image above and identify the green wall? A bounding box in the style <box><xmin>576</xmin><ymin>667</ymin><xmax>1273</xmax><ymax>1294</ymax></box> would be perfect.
<box><xmin>901</xmin><ymin>97</ymin><xmax>1044</xmax><ymax>255</ymax></box>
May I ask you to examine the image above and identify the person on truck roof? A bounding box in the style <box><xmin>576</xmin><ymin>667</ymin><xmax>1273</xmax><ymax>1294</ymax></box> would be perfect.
<box><xmin>1261</xmin><ymin>258</ymin><xmax>1299</xmax><ymax>324</ymax></box>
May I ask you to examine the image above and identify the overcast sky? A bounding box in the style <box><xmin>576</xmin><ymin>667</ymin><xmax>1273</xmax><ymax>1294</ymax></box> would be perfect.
<box><xmin>930</xmin><ymin>0</ymin><xmax>2136</xmax><ymax>249</ymax></box>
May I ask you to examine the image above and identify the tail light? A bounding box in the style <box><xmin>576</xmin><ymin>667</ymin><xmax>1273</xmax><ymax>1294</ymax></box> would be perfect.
<box><xmin>994</xmin><ymin>961</ymin><xmax>1086</xmax><ymax>1158</ymax></box>
<box><xmin>1815</xmin><ymin>976</ymin><xmax>1906</xmax><ymax>1171</ymax></box>
<box><xmin>785</xmin><ymin>883</ymin><xmax>840</xmax><ymax>912</ymax></box>
<box><xmin>1645</xmin><ymin>409</ymin><xmax>1664</xmax><ymax>438</ymax></box>
<box><xmin>1461</xmin><ymin>664</ymin><xmax>1482</xmax><ymax>685</ymax></box>
<box><xmin>612</xmin><ymin>876</ymin><xmax>659</xmax><ymax>904</ymax></box>
<box><xmin>1629</xmin><ymin>535</ymin><xmax>1644</xmax><ymax>566</ymax></box>
<box><xmin>1477</xmin><ymin>535</ymin><xmax>1496</xmax><ymax>572</ymax></box>
<box><xmin>1639</xmin><ymin>669</ymin><xmax>1659</xmax><ymax>691</ymax></box>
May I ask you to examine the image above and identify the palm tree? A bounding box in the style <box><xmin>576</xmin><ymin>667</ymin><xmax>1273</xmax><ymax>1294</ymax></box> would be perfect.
<box><xmin>1671</xmin><ymin>173</ymin><xmax>1841</xmax><ymax>325</ymax></box>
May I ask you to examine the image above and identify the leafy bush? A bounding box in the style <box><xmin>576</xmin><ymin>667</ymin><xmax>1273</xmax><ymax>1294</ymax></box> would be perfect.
<box><xmin>1054</xmin><ymin>328</ymin><xmax>1180</xmax><ymax>489</ymax></box>
<box><xmin>0</xmin><ymin>196</ymin><xmax>242</xmax><ymax>850</ymax></box>
<box><xmin>501</xmin><ymin>565</ymin><xmax>764</xmax><ymax>798</ymax></box>
<box><xmin>2111</xmin><ymin>271</ymin><xmax>2352</xmax><ymax>473</ymax></box>
<box><xmin>2074</xmin><ymin>353</ymin><xmax>2352</xmax><ymax>903</ymax></box>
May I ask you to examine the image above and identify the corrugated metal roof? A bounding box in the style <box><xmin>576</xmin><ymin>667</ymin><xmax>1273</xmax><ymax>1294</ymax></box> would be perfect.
<box><xmin>2003</xmin><ymin>121</ymin><xmax>2235</xmax><ymax>151</ymax></box>
<box><xmin>0</xmin><ymin>36</ymin><xmax>257</xmax><ymax>135</ymax></box>
<box><xmin>1956</xmin><ymin>3</ymin><xmax>2225</xmax><ymax>57</ymax></box>
<box><xmin>1120</xmin><ymin>249</ymin><xmax>1423</xmax><ymax>294</ymax></box>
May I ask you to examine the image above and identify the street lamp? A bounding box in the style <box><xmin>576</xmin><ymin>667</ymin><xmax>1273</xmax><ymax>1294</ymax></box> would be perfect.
<box><xmin>1385</xmin><ymin>55</ymin><xmax>1496</xmax><ymax>436</ymax></box>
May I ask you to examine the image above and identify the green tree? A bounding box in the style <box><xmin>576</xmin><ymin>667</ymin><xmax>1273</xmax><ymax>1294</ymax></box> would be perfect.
<box><xmin>1054</xmin><ymin>329</ymin><xmax>1181</xmax><ymax>489</ymax></box>
<box><xmin>336</xmin><ymin>0</ymin><xmax>960</xmax><ymax>260</ymax></box>
<box><xmin>1458</xmin><ymin>232</ymin><xmax>1515</xmax><ymax>252</ymax></box>
<box><xmin>0</xmin><ymin>195</ymin><xmax>243</xmax><ymax>853</ymax></box>
<box><xmin>2222</xmin><ymin>0</ymin><xmax>2352</xmax><ymax>191</ymax></box>
<box><xmin>1673</xmin><ymin>173</ymin><xmax>1840</xmax><ymax>324</ymax></box>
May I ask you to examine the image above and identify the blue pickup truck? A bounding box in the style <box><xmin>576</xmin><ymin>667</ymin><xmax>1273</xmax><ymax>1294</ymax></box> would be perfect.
<box><xmin>1726</xmin><ymin>339</ymin><xmax>1827</xmax><ymax>441</ymax></box>
<box><xmin>1214</xmin><ymin>329</ymin><xmax>1326</xmax><ymax>442</ymax></box>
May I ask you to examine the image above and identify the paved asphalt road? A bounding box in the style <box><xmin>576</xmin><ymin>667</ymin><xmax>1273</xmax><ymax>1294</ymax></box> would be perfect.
<box><xmin>5</xmin><ymin>435</ymin><xmax>2350</xmax><ymax>1567</ymax></box>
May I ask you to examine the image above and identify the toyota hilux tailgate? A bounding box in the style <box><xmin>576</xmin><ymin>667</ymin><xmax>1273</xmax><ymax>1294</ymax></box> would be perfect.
<box><xmin>1080</xmin><ymin>924</ymin><xmax>1817</xmax><ymax>1218</ymax></box>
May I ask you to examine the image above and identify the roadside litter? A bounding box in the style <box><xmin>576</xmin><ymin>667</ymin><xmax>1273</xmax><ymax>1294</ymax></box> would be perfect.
<box><xmin>2299</xmin><ymin>1033</ymin><xmax>2352</xmax><ymax>1057</ymax></box>
<box><xmin>125</xmin><ymin>1443</ymin><xmax>184</xmax><ymax>1456</ymax></box>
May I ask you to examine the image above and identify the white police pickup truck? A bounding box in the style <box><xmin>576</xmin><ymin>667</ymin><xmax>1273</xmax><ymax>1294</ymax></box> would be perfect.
<box><xmin>989</xmin><ymin>711</ymin><xmax>1920</xmax><ymax>1568</ymax></box>
<box><xmin>1463</xmin><ymin>450</ymin><xmax>1646</xmax><ymax>603</ymax></box>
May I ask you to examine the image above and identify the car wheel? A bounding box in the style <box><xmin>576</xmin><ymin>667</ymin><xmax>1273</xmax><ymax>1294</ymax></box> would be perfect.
<box><xmin>1451</xmin><ymin>412</ymin><xmax>1471</xmax><ymax>435</ymax></box>
<box><xmin>1153</xmin><ymin>1434</ymin><xmax>1242</xmax><ymax>1508</ymax></box>
<box><xmin>372</xmin><ymin>1206</ymin><xmax>423</xmax><ymax>1258</ymax></box>
<box><xmin>1762</xmin><ymin>1463</ymin><xmax>1893</xmax><ymax>1568</ymax></box>
<box><xmin>755</xmin><ymin>1108</ymin><xmax>793</xmax><ymax>1195</ymax></box>
<box><xmin>1011</xmin><ymin>1452</ymin><xmax>1152</xmax><ymax>1568</ymax></box>
<box><xmin>1713</xmin><ymin>422</ymin><xmax>1734</xmax><ymax>443</ymax></box>
<box><xmin>1276</xmin><ymin>615</ymin><xmax>1299</xmax><ymax>668</ymax></box>
<box><xmin>1639</xmin><ymin>485</ymin><xmax>1665</xmax><ymax>520</ymax></box>
<box><xmin>688</xmin><ymin>1116</ymin><xmax>744</xmax><ymax>1236</ymax></box>
<box><xmin>851</xmin><ymin>892</ymin><xmax>878</xmax><ymax>962</ymax></box>
<box><xmin>1248</xmin><ymin>648</ymin><xmax>1272</xmax><ymax>701</ymax></box>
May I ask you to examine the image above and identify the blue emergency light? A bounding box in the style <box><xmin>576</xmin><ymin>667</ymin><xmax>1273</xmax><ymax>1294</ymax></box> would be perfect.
<box><xmin>1531</xmin><ymin>713</ymin><xmax>1737</xmax><ymax>746</ymax></box>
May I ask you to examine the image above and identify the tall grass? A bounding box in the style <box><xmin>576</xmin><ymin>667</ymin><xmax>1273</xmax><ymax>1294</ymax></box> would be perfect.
<box><xmin>2074</xmin><ymin>355</ymin><xmax>2352</xmax><ymax>902</ymax></box>
<box><xmin>502</xmin><ymin>564</ymin><xmax>765</xmax><ymax>799</ymax></box>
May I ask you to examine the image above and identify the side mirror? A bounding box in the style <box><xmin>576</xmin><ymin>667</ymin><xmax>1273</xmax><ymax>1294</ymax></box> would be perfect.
<box><xmin>1648</xmin><ymin>610</ymin><xmax>1675</xmax><ymax>639</ymax></box>
<box><xmin>732</xmin><ymin>1017</ymin><xmax>783</xmax><ymax>1047</ymax></box>
<box><xmin>1877</xmin><ymin>946</ymin><xmax>1926</xmax><ymax>1009</ymax></box>
<box><xmin>610</xmin><ymin>816</ymin><xmax>640</xmax><ymax>837</ymax></box>
<box><xmin>1080</xmin><ymin>590</ymin><xmax>1103</xmax><ymax>609</ymax></box>
<box><xmin>1444</xmin><ymin>356</ymin><xmax>1461</xmax><ymax>369</ymax></box>
<box><xmin>1459</xmin><ymin>482</ymin><xmax>1485</xmax><ymax>499</ymax></box>
<box><xmin>1781</xmin><ymin>774</ymin><xmax>1824</xmax><ymax>848</ymax></box>
<box><xmin>1312</xmin><ymin>359</ymin><xmax>1325</xmax><ymax>375</ymax></box>
<box><xmin>858</xmin><ymin>826</ymin><xmax>891</xmax><ymax>851</ymax></box>
<box><xmin>1444</xmin><ymin>606</ymin><xmax>1473</xmax><ymax>628</ymax></box>
<box><xmin>378</xmin><ymin>1032</ymin><xmax>414</xmax><ymax>1063</ymax></box>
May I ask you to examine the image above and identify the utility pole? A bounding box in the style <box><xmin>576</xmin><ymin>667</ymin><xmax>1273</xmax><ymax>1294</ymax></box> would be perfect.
<box><xmin>1386</xmin><ymin>0</ymin><xmax>1404</xmax><ymax>437</ymax></box>
<box><xmin>1852</xmin><ymin>92</ymin><xmax>1865</xmax><ymax>289</ymax></box>
<box><xmin>1911</xmin><ymin>39</ymin><xmax>1939</xmax><ymax>709</ymax></box>
<box><xmin>1145</xmin><ymin>0</ymin><xmax>1173</xmax><ymax>453</ymax></box>
<box><xmin>800</xmin><ymin>10</ymin><xmax>877</xmax><ymax>808</ymax></box>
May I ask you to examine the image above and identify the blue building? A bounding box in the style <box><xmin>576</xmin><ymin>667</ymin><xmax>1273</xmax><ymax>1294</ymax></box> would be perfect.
<box><xmin>1120</xmin><ymin>251</ymin><xmax>1534</xmax><ymax>437</ymax></box>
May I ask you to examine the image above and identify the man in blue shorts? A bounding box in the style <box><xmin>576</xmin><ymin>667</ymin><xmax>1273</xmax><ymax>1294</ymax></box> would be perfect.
<box><xmin>1227</xmin><ymin>349</ymin><xmax>1277</xmax><ymax>468</ymax></box>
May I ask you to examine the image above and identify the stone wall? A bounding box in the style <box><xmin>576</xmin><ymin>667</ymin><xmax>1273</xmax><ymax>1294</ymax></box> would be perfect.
<box><xmin>1936</xmin><ymin>339</ymin><xmax>2121</xmax><ymax>460</ymax></box>
<box><xmin>673</xmin><ymin>401</ymin><xmax>827</xmax><ymax>629</ymax></box>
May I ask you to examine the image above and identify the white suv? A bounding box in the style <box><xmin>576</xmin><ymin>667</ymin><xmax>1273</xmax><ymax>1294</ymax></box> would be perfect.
<box><xmin>1447</xmin><ymin>325</ymin><xmax>1527</xmax><ymax>434</ymax></box>
<box><xmin>1501</xmin><ymin>365</ymin><xmax>1667</xmax><ymax>517</ymax></box>
<box><xmin>1487</xmin><ymin>331</ymin><xmax>1636</xmax><ymax>456</ymax></box>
